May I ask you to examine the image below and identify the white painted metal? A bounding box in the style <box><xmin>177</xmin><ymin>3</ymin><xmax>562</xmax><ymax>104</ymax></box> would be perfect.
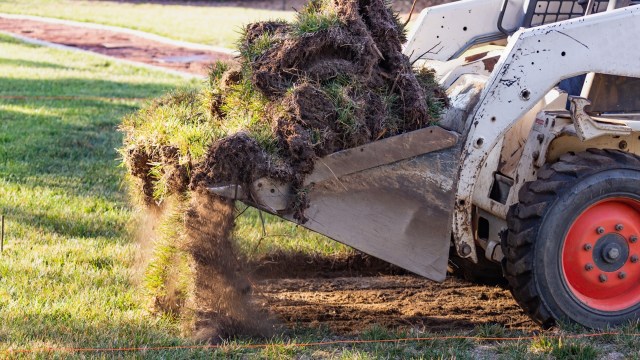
<box><xmin>571</xmin><ymin>97</ymin><xmax>633</xmax><ymax>140</ymax></box>
<box><xmin>453</xmin><ymin>6</ymin><xmax>640</xmax><ymax>260</ymax></box>
<box><xmin>403</xmin><ymin>0</ymin><xmax>527</xmax><ymax>62</ymax></box>
<box><xmin>472</xmin><ymin>88</ymin><xmax>566</xmax><ymax>218</ymax></box>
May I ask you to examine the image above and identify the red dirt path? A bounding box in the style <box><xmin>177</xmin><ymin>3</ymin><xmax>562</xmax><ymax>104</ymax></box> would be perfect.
<box><xmin>0</xmin><ymin>16</ymin><xmax>232</xmax><ymax>76</ymax></box>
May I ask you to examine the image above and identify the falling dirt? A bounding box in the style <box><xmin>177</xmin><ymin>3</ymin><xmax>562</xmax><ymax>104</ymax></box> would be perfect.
<box><xmin>255</xmin><ymin>275</ymin><xmax>537</xmax><ymax>335</ymax></box>
<box><xmin>130</xmin><ymin>207</ymin><xmax>163</xmax><ymax>284</ymax></box>
<box><xmin>183</xmin><ymin>191</ymin><xmax>274</xmax><ymax>341</ymax></box>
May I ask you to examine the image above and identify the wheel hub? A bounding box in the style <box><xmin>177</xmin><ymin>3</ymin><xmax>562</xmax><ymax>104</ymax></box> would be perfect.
<box><xmin>593</xmin><ymin>234</ymin><xmax>628</xmax><ymax>271</ymax></box>
<box><xmin>562</xmin><ymin>198</ymin><xmax>640</xmax><ymax>312</ymax></box>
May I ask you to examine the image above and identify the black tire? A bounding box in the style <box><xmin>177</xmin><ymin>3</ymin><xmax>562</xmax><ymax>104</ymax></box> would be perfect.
<box><xmin>503</xmin><ymin>149</ymin><xmax>640</xmax><ymax>329</ymax></box>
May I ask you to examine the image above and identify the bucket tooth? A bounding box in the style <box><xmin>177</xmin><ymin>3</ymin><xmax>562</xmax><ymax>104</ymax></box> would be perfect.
<box><xmin>208</xmin><ymin>179</ymin><xmax>292</xmax><ymax>213</ymax></box>
<box><xmin>208</xmin><ymin>184</ymin><xmax>247</xmax><ymax>200</ymax></box>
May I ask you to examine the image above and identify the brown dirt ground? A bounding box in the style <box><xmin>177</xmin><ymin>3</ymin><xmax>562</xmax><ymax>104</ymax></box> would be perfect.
<box><xmin>0</xmin><ymin>17</ymin><xmax>232</xmax><ymax>76</ymax></box>
<box><xmin>2</xmin><ymin>7</ymin><xmax>538</xmax><ymax>335</ymax></box>
<box><xmin>254</xmin><ymin>274</ymin><xmax>537</xmax><ymax>335</ymax></box>
<box><xmin>247</xmin><ymin>252</ymin><xmax>537</xmax><ymax>335</ymax></box>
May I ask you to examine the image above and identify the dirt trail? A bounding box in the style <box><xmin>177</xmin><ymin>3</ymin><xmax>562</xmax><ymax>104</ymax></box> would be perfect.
<box><xmin>0</xmin><ymin>16</ymin><xmax>232</xmax><ymax>76</ymax></box>
<box><xmin>247</xmin><ymin>252</ymin><xmax>537</xmax><ymax>334</ymax></box>
<box><xmin>256</xmin><ymin>275</ymin><xmax>536</xmax><ymax>334</ymax></box>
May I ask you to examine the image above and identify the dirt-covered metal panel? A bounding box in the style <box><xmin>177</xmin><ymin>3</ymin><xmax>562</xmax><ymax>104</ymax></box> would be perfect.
<box><xmin>289</xmin><ymin>143</ymin><xmax>462</xmax><ymax>281</ymax></box>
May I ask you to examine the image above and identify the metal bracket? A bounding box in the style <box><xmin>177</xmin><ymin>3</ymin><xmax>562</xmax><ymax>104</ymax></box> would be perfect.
<box><xmin>208</xmin><ymin>179</ymin><xmax>291</xmax><ymax>213</ymax></box>
<box><xmin>570</xmin><ymin>96</ymin><xmax>632</xmax><ymax>141</ymax></box>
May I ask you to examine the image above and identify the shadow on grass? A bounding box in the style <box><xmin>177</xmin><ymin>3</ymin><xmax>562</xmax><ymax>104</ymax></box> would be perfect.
<box><xmin>0</xmin><ymin>103</ymin><xmax>127</xmax><ymax>192</ymax></box>
<box><xmin>0</xmin><ymin>76</ymin><xmax>181</xmax><ymax>242</ymax></box>
<box><xmin>0</xmin><ymin>202</ymin><xmax>127</xmax><ymax>240</ymax></box>
<box><xmin>0</xmin><ymin>76</ymin><xmax>181</xmax><ymax>98</ymax></box>
<box><xmin>0</xmin><ymin>58</ymin><xmax>73</xmax><ymax>70</ymax></box>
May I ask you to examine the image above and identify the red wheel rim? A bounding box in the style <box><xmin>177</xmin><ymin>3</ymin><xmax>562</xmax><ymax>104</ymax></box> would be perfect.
<box><xmin>562</xmin><ymin>197</ymin><xmax>640</xmax><ymax>312</ymax></box>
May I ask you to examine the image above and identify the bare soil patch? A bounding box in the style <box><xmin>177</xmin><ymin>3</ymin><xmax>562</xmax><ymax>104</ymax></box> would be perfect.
<box><xmin>255</xmin><ymin>275</ymin><xmax>537</xmax><ymax>335</ymax></box>
<box><xmin>0</xmin><ymin>17</ymin><xmax>232</xmax><ymax>76</ymax></box>
<box><xmin>249</xmin><ymin>252</ymin><xmax>407</xmax><ymax>279</ymax></box>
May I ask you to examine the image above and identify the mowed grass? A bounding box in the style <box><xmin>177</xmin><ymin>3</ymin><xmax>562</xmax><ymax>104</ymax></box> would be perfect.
<box><xmin>0</xmin><ymin>32</ymin><xmax>639</xmax><ymax>359</ymax></box>
<box><xmin>0</xmin><ymin>34</ymin><xmax>208</xmax><ymax>357</ymax></box>
<box><xmin>0</xmin><ymin>0</ymin><xmax>295</xmax><ymax>48</ymax></box>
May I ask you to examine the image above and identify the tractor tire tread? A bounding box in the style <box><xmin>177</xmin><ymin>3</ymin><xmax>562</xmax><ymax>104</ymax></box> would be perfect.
<box><xmin>503</xmin><ymin>148</ymin><xmax>640</xmax><ymax>327</ymax></box>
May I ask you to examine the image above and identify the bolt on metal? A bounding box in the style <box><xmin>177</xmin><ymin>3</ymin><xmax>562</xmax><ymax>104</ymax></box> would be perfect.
<box><xmin>585</xmin><ymin>263</ymin><xmax>594</xmax><ymax>271</ymax></box>
<box><xmin>583</xmin><ymin>243</ymin><xmax>592</xmax><ymax>251</ymax></box>
<box><xmin>596</xmin><ymin>226</ymin><xmax>605</xmax><ymax>234</ymax></box>
<box><xmin>619</xmin><ymin>272</ymin><xmax>627</xmax><ymax>279</ymax></box>
<box><xmin>599</xmin><ymin>274</ymin><xmax>608</xmax><ymax>283</ymax></box>
<box><xmin>616</xmin><ymin>224</ymin><xmax>624</xmax><ymax>231</ymax></box>
<box><xmin>631</xmin><ymin>235</ymin><xmax>638</xmax><ymax>243</ymax></box>
<box><xmin>631</xmin><ymin>255</ymin><xmax>639</xmax><ymax>263</ymax></box>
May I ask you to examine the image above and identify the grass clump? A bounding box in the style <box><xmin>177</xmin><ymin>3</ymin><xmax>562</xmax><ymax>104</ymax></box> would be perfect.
<box><xmin>121</xmin><ymin>0</ymin><xmax>447</xmax><ymax>207</ymax></box>
<box><xmin>293</xmin><ymin>0</ymin><xmax>341</xmax><ymax>35</ymax></box>
<box><xmin>122</xmin><ymin>90</ymin><xmax>217</xmax><ymax>163</ymax></box>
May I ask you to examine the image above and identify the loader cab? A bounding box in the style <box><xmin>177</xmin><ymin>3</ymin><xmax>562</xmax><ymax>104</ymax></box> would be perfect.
<box><xmin>523</xmin><ymin>0</ymin><xmax>611</xmax><ymax>28</ymax></box>
<box><xmin>406</xmin><ymin>0</ymin><xmax>639</xmax><ymax>136</ymax></box>
<box><xmin>487</xmin><ymin>0</ymin><xmax>639</xmax><ymax>116</ymax></box>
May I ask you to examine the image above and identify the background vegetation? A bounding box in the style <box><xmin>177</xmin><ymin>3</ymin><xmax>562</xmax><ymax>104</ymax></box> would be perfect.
<box><xmin>0</xmin><ymin>0</ymin><xmax>295</xmax><ymax>48</ymax></box>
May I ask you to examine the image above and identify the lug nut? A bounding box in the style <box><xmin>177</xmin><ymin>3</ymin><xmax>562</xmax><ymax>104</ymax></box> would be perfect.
<box><xmin>631</xmin><ymin>235</ymin><xmax>638</xmax><ymax>243</ymax></box>
<box><xmin>616</xmin><ymin>224</ymin><xmax>624</xmax><ymax>231</ymax></box>
<box><xmin>619</xmin><ymin>272</ymin><xmax>627</xmax><ymax>279</ymax></box>
<box><xmin>585</xmin><ymin>263</ymin><xmax>594</xmax><ymax>271</ymax></box>
<box><xmin>631</xmin><ymin>255</ymin><xmax>639</xmax><ymax>263</ymax></box>
<box><xmin>584</xmin><ymin>244</ymin><xmax>592</xmax><ymax>251</ymax></box>
<box><xmin>599</xmin><ymin>274</ymin><xmax>608</xmax><ymax>283</ymax></box>
<box><xmin>596</xmin><ymin>226</ymin><xmax>605</xmax><ymax>234</ymax></box>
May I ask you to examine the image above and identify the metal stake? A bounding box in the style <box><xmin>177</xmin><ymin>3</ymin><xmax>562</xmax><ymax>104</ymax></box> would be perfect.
<box><xmin>1</xmin><ymin>215</ymin><xmax>4</xmax><ymax>253</ymax></box>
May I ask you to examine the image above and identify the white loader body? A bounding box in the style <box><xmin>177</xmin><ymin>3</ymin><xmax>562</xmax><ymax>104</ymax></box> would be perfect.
<box><xmin>405</xmin><ymin>0</ymin><xmax>640</xmax><ymax>263</ymax></box>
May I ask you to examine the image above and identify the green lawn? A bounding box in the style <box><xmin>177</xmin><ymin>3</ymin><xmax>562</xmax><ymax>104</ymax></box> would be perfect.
<box><xmin>0</xmin><ymin>34</ymin><xmax>206</xmax><ymax>357</ymax></box>
<box><xmin>1</xmin><ymin>31</ymin><xmax>640</xmax><ymax>359</ymax></box>
<box><xmin>0</xmin><ymin>0</ymin><xmax>295</xmax><ymax>48</ymax></box>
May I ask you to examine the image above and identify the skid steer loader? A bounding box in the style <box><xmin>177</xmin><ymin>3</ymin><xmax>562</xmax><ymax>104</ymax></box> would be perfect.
<box><xmin>212</xmin><ymin>0</ymin><xmax>640</xmax><ymax>328</ymax></box>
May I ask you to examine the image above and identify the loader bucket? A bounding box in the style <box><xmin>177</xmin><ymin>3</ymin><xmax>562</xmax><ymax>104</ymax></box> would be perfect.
<box><xmin>211</xmin><ymin>126</ymin><xmax>461</xmax><ymax>281</ymax></box>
